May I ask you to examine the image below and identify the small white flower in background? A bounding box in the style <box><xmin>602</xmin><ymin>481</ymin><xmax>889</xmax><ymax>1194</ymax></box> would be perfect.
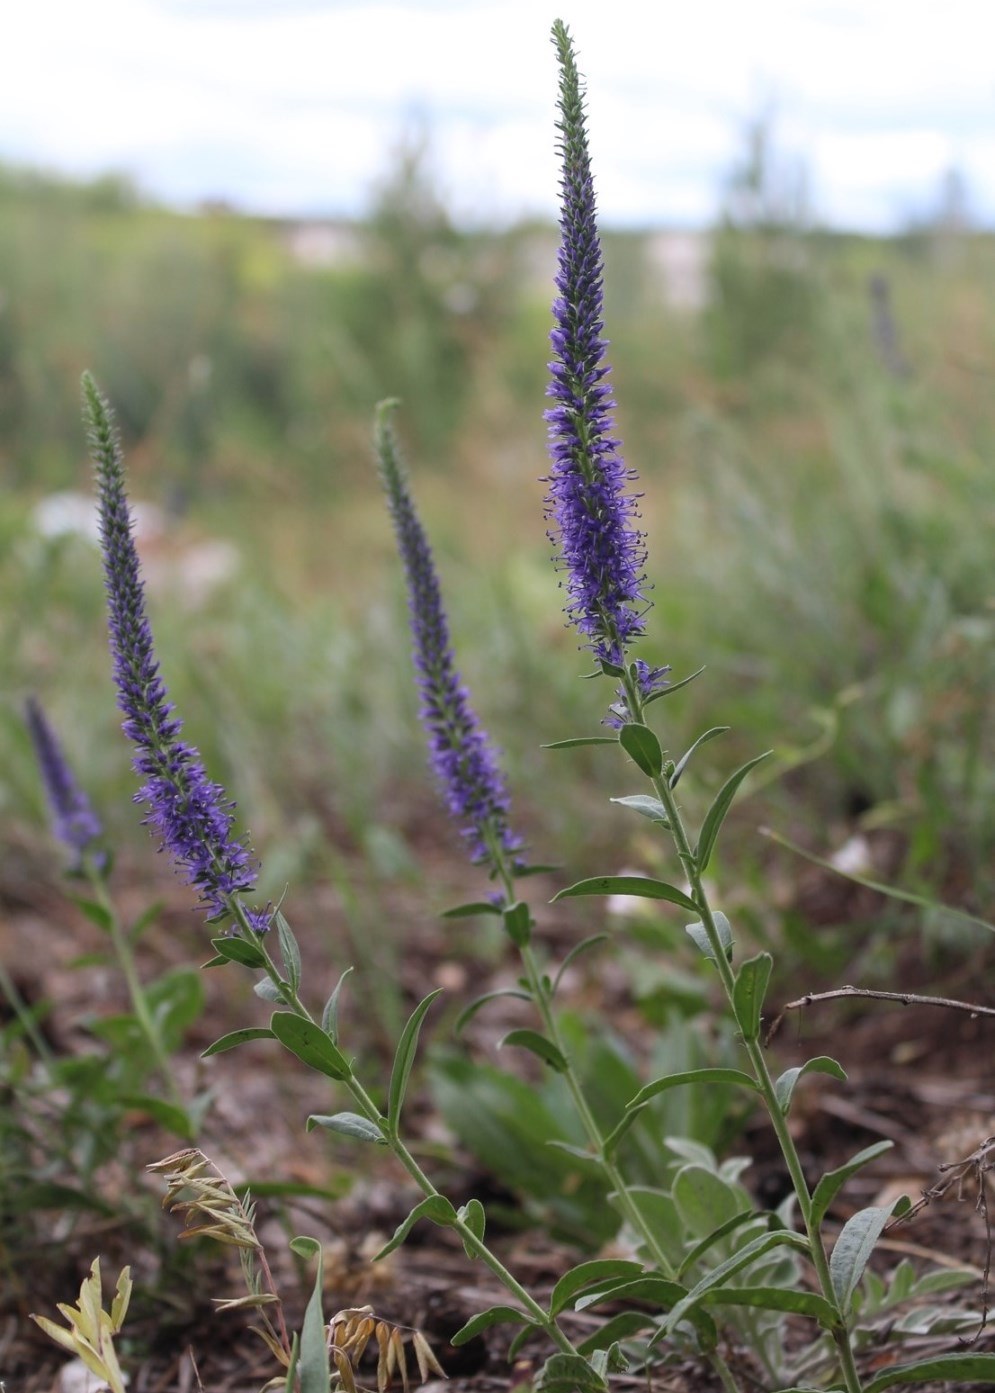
<box><xmin>829</xmin><ymin>834</ymin><xmax>872</xmax><ymax>876</ymax></box>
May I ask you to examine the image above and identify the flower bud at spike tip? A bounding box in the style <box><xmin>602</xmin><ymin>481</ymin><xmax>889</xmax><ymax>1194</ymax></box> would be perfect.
<box><xmin>543</xmin><ymin>22</ymin><xmax>668</xmax><ymax>711</ymax></box>
<box><xmin>83</xmin><ymin>373</ymin><xmax>269</xmax><ymax>930</ymax></box>
<box><xmin>374</xmin><ymin>401</ymin><xmax>522</xmax><ymax>879</ymax></box>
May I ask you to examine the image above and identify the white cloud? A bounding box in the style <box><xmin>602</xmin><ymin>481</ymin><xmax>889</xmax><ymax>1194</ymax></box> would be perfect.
<box><xmin>4</xmin><ymin>0</ymin><xmax>993</xmax><ymax>228</ymax></box>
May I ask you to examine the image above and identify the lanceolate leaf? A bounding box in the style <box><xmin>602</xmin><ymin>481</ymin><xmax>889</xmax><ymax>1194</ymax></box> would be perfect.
<box><xmin>456</xmin><ymin>1197</ymin><xmax>486</xmax><ymax>1258</ymax></box>
<box><xmin>774</xmin><ymin>1056</ymin><xmax>847</xmax><ymax>1115</ymax></box>
<box><xmin>373</xmin><ymin>1194</ymin><xmax>457</xmax><ymax>1260</ymax></box>
<box><xmin>549</xmin><ymin>1260</ymin><xmax>643</xmax><ymax>1317</ymax></box>
<box><xmin>320</xmin><ymin>966</ymin><xmax>354</xmax><ymax>1044</ymax></box>
<box><xmin>542</xmin><ymin>737</ymin><xmax>618</xmax><ymax>750</ymax></box>
<box><xmin>644</xmin><ymin>664</ymin><xmax>706</xmax><ymax>704</ymax></box>
<box><xmin>685</xmin><ymin>911</ymin><xmax>734</xmax><ymax>962</ymax></box>
<box><xmin>609</xmin><ymin>794</ymin><xmax>670</xmax><ymax>825</ymax></box>
<box><xmin>551</xmin><ymin>934</ymin><xmax>609</xmax><ymax>995</ymax></box>
<box><xmin>810</xmin><ymin>1141</ymin><xmax>894</xmax><ymax>1231</ymax></box>
<box><xmin>694</xmin><ymin>752</ymin><xmax>772</xmax><ymax>872</ymax></box>
<box><xmin>274</xmin><ymin>912</ymin><xmax>301</xmax><ymax>992</ymax></box>
<box><xmin>306</xmin><ymin>1112</ymin><xmax>385</xmax><ymax>1144</ymax></box>
<box><xmin>502</xmin><ymin>901</ymin><xmax>532</xmax><ymax>946</ymax></box>
<box><xmin>535</xmin><ymin>1353</ymin><xmax>609</xmax><ymax>1393</ymax></box>
<box><xmin>210</xmin><ymin>935</ymin><xmax>268</xmax><ymax>969</ymax></box>
<box><xmin>454</xmin><ymin>988</ymin><xmax>532</xmax><ymax>1036</ymax></box>
<box><xmin>553</xmin><ymin>876</ymin><xmax>699</xmax><ymax>913</ymax></box>
<box><xmin>864</xmin><ymin>1354</ymin><xmax>995</xmax><ymax>1392</ymax></box>
<box><xmin>830</xmin><ymin>1201</ymin><xmax>908</xmax><ymax>1311</ymax></box>
<box><xmin>627</xmin><ymin>1068</ymin><xmax>759</xmax><ymax>1110</ymax></box>
<box><xmin>499</xmin><ymin>1029</ymin><xmax>568</xmax><ymax>1072</ymax></box>
<box><xmin>670</xmin><ymin>727</ymin><xmax>730</xmax><ymax>789</ymax></box>
<box><xmin>387</xmin><ymin>989</ymin><xmax>443</xmax><ymax>1131</ymax></box>
<box><xmin>618</xmin><ymin>722</ymin><xmax>664</xmax><ymax>777</ymax></box>
<box><xmin>441</xmin><ymin>901</ymin><xmax>504</xmax><ymax>919</ymax></box>
<box><xmin>270</xmin><ymin>1013</ymin><xmax>350</xmax><ymax>1081</ymax></box>
<box><xmin>658</xmin><ymin>1231</ymin><xmax>811</xmax><ymax>1340</ymax></box>
<box><xmin>732</xmin><ymin>953</ymin><xmax>773</xmax><ymax>1042</ymax></box>
<box><xmin>705</xmin><ymin>1286</ymin><xmax>838</xmax><ymax>1327</ymax></box>
<box><xmin>297</xmin><ymin>1240</ymin><xmax>329</xmax><ymax>1393</ymax></box>
<box><xmin>450</xmin><ymin>1305</ymin><xmax>534</xmax><ymax>1346</ymax></box>
<box><xmin>202</xmin><ymin>1027</ymin><xmax>275</xmax><ymax>1057</ymax></box>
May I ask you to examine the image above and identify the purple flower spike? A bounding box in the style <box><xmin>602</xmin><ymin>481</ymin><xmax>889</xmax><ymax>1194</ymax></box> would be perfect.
<box><xmin>544</xmin><ymin>21</ymin><xmax>649</xmax><ymax>672</ymax></box>
<box><xmin>25</xmin><ymin>695</ymin><xmax>105</xmax><ymax>871</ymax></box>
<box><xmin>83</xmin><ymin>374</ymin><xmax>267</xmax><ymax>929</ymax></box>
<box><xmin>374</xmin><ymin>402</ymin><xmax>522</xmax><ymax>875</ymax></box>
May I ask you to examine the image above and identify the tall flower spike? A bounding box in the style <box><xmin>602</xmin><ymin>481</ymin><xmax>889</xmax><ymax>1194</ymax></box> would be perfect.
<box><xmin>25</xmin><ymin>695</ymin><xmax>105</xmax><ymax>871</ymax></box>
<box><xmin>544</xmin><ymin>21</ymin><xmax>663</xmax><ymax>702</ymax></box>
<box><xmin>83</xmin><ymin>374</ymin><xmax>266</xmax><ymax>929</ymax></box>
<box><xmin>374</xmin><ymin>401</ymin><xmax>521</xmax><ymax>879</ymax></box>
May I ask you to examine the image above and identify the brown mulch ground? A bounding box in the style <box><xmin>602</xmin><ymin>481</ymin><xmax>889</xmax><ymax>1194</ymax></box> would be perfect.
<box><xmin>3</xmin><ymin>828</ymin><xmax>995</xmax><ymax>1393</ymax></box>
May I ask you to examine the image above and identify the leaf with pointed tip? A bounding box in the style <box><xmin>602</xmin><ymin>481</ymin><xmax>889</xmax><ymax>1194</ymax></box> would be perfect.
<box><xmin>306</xmin><ymin>1112</ymin><xmax>386</xmax><ymax>1144</ymax></box>
<box><xmin>274</xmin><ymin>912</ymin><xmax>301</xmax><ymax>992</ymax></box>
<box><xmin>575</xmin><ymin>1276</ymin><xmax>686</xmax><ymax>1311</ymax></box>
<box><xmin>320</xmin><ymin>966</ymin><xmax>353</xmax><ymax>1044</ymax></box>
<box><xmin>810</xmin><ymin>1141</ymin><xmax>894</xmax><ymax>1231</ymax></box>
<box><xmin>454</xmin><ymin>988</ymin><xmax>532</xmax><ymax>1036</ymax></box>
<box><xmin>645</xmin><ymin>664</ymin><xmax>706</xmax><ymax>704</ymax></box>
<box><xmin>658</xmin><ymin>1231</ymin><xmax>811</xmax><ymax>1340</ymax></box>
<box><xmin>831</xmin><ymin>1199</ymin><xmax>909</xmax><ymax>1311</ymax></box>
<box><xmin>609</xmin><ymin>794</ymin><xmax>670</xmax><ymax>825</ymax></box>
<box><xmin>705</xmin><ymin>1286</ymin><xmax>837</xmax><ymax>1326</ymax></box>
<box><xmin>542</xmin><ymin>737</ymin><xmax>618</xmax><ymax>750</ymax></box>
<box><xmin>388</xmin><ymin>989</ymin><xmax>443</xmax><ymax>1131</ymax></box>
<box><xmin>627</xmin><ymin>1068</ymin><xmax>759</xmax><ymax>1110</ymax></box>
<box><xmin>210</xmin><ymin>935</ymin><xmax>267</xmax><ymax>969</ymax></box>
<box><xmin>253</xmin><ymin>977</ymin><xmax>283</xmax><ymax>1002</ymax></box>
<box><xmin>865</xmin><ymin>1354</ymin><xmax>995</xmax><ymax>1392</ymax></box>
<box><xmin>450</xmin><ymin>1305</ymin><xmax>534</xmax><ymax>1347</ymax></box>
<box><xmin>553</xmin><ymin>876</ymin><xmax>698</xmax><ymax>913</ymax></box>
<box><xmin>535</xmin><ymin>1354</ymin><xmax>609</xmax><ymax>1393</ymax></box>
<box><xmin>685</xmin><ymin>911</ymin><xmax>734</xmax><ymax>962</ymax></box>
<box><xmin>456</xmin><ymin>1197</ymin><xmax>486</xmax><ymax>1259</ymax></box>
<box><xmin>618</xmin><ymin>723</ymin><xmax>664</xmax><ymax>777</ymax></box>
<box><xmin>202</xmin><ymin>1027</ymin><xmax>275</xmax><ymax>1057</ymax></box>
<box><xmin>549</xmin><ymin>1260</ymin><xmax>644</xmax><ymax>1318</ymax></box>
<box><xmin>774</xmin><ymin>1056</ymin><xmax>846</xmax><ymax>1115</ymax></box>
<box><xmin>670</xmin><ymin>727</ymin><xmax>730</xmax><ymax>789</ymax></box>
<box><xmin>441</xmin><ymin>901</ymin><xmax>503</xmax><ymax>919</ymax></box>
<box><xmin>732</xmin><ymin>953</ymin><xmax>773</xmax><ymax>1042</ymax></box>
<box><xmin>373</xmin><ymin>1194</ymin><xmax>457</xmax><ymax>1260</ymax></box>
<box><xmin>270</xmin><ymin>1012</ymin><xmax>350</xmax><ymax>1080</ymax></box>
<box><xmin>499</xmin><ymin>1029</ymin><xmax>567</xmax><ymax>1072</ymax></box>
<box><xmin>551</xmin><ymin>934</ymin><xmax>609</xmax><ymax>996</ymax></box>
<box><xmin>502</xmin><ymin>901</ymin><xmax>532</xmax><ymax>946</ymax></box>
<box><xmin>694</xmin><ymin>752</ymin><xmax>772</xmax><ymax>872</ymax></box>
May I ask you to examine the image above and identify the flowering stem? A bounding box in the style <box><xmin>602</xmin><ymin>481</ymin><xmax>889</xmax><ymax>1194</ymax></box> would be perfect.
<box><xmin>231</xmin><ymin>899</ymin><xmax>580</xmax><ymax>1361</ymax></box>
<box><xmin>618</xmin><ymin>676</ymin><xmax>863</xmax><ymax>1393</ymax></box>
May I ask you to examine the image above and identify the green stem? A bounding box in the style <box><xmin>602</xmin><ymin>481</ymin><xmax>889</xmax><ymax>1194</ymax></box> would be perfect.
<box><xmin>237</xmin><ymin>903</ymin><xmax>581</xmax><ymax>1362</ymax></box>
<box><xmin>619</xmin><ymin>673</ymin><xmax>862</xmax><ymax>1393</ymax></box>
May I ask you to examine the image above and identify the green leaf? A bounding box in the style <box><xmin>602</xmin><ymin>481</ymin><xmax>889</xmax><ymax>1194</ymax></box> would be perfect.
<box><xmin>210</xmin><ymin>935</ymin><xmax>267</xmax><ymax>969</ymax></box>
<box><xmin>672</xmin><ymin>1166</ymin><xmax>747</xmax><ymax>1239</ymax></box>
<box><xmin>535</xmin><ymin>1353</ymin><xmax>608</xmax><ymax>1393</ymax></box>
<box><xmin>551</xmin><ymin>934</ymin><xmax>609</xmax><ymax>996</ymax></box>
<box><xmin>618</xmin><ymin>722</ymin><xmax>664</xmax><ymax>777</ymax></box>
<box><xmin>705</xmin><ymin>1286</ymin><xmax>838</xmax><ymax>1326</ymax></box>
<box><xmin>274</xmin><ymin>912</ymin><xmax>301</xmax><ymax>993</ymax></box>
<box><xmin>677</xmin><ymin>1210</ymin><xmax>766</xmax><ymax>1281</ymax></box>
<box><xmin>296</xmin><ymin>1238</ymin><xmax>329</xmax><ymax>1393</ymax></box>
<box><xmin>68</xmin><ymin>894</ymin><xmax>114</xmax><ymax>934</ymax></box>
<box><xmin>373</xmin><ymin>1194</ymin><xmax>457</xmax><ymax>1260</ymax></box>
<box><xmin>694</xmin><ymin>752</ymin><xmax>772</xmax><ymax>872</ymax></box>
<box><xmin>320</xmin><ymin>966</ymin><xmax>353</xmax><ymax>1044</ymax></box>
<box><xmin>553</xmin><ymin>876</ymin><xmax>699</xmax><ymax>913</ymax></box>
<box><xmin>609</xmin><ymin>794</ymin><xmax>670</xmax><ymax>825</ymax></box>
<box><xmin>732</xmin><ymin>952</ymin><xmax>773</xmax><ymax>1042</ymax></box>
<box><xmin>670</xmin><ymin>728</ymin><xmax>730</xmax><ymax>789</ymax></box>
<box><xmin>441</xmin><ymin>901</ymin><xmax>503</xmax><ymax>918</ymax></box>
<box><xmin>645</xmin><ymin>664</ymin><xmax>706</xmax><ymax>704</ymax></box>
<box><xmin>456</xmin><ymin>1198</ymin><xmax>486</xmax><ymax>1258</ymax></box>
<box><xmin>306</xmin><ymin>1112</ymin><xmax>385</xmax><ymax>1144</ymax></box>
<box><xmin>454</xmin><ymin>988</ymin><xmax>532</xmax><ymax>1036</ymax></box>
<box><xmin>575</xmin><ymin>1276</ymin><xmax>686</xmax><ymax>1311</ymax></box>
<box><xmin>549</xmin><ymin>1260</ymin><xmax>644</xmax><ymax>1317</ymax></box>
<box><xmin>499</xmin><ymin>1029</ymin><xmax>568</xmax><ymax>1072</ymax></box>
<box><xmin>658</xmin><ymin>1231</ymin><xmax>811</xmax><ymax>1340</ymax></box>
<box><xmin>117</xmin><ymin>1094</ymin><xmax>195</xmax><ymax>1139</ymax></box>
<box><xmin>253</xmin><ymin>977</ymin><xmax>284</xmax><ymax>1002</ymax></box>
<box><xmin>864</xmin><ymin>1354</ymin><xmax>995</xmax><ymax>1392</ymax></box>
<box><xmin>576</xmin><ymin>1312</ymin><xmax>658</xmax><ymax>1356</ymax></box>
<box><xmin>450</xmin><ymin>1305</ymin><xmax>534</xmax><ymax>1346</ymax></box>
<box><xmin>270</xmin><ymin>1012</ymin><xmax>350</xmax><ymax>1080</ymax></box>
<box><xmin>774</xmin><ymin>1056</ymin><xmax>846</xmax><ymax>1115</ymax></box>
<box><xmin>627</xmin><ymin>1067</ymin><xmax>759</xmax><ymax>1110</ymax></box>
<box><xmin>289</xmin><ymin>1235</ymin><xmax>321</xmax><ymax>1259</ymax></box>
<box><xmin>685</xmin><ymin>911</ymin><xmax>734</xmax><ymax>962</ymax></box>
<box><xmin>387</xmin><ymin>989</ymin><xmax>443</xmax><ymax>1131</ymax></box>
<box><xmin>202</xmin><ymin>1027</ymin><xmax>276</xmax><ymax>1057</ymax></box>
<box><xmin>598</xmin><ymin>657</ymin><xmax>625</xmax><ymax>677</ymax></box>
<box><xmin>830</xmin><ymin>1201</ymin><xmax>906</xmax><ymax>1312</ymax></box>
<box><xmin>126</xmin><ymin>900</ymin><xmax>163</xmax><ymax>944</ymax></box>
<box><xmin>502</xmin><ymin>901</ymin><xmax>532</xmax><ymax>946</ymax></box>
<box><xmin>810</xmin><ymin>1141</ymin><xmax>894</xmax><ymax>1231</ymax></box>
<box><xmin>542</xmin><ymin>737</ymin><xmax>618</xmax><ymax>750</ymax></box>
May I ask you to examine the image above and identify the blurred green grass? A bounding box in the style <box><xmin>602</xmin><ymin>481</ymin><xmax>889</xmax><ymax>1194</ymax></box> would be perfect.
<box><xmin>3</xmin><ymin>155</ymin><xmax>993</xmax><ymax>936</ymax></box>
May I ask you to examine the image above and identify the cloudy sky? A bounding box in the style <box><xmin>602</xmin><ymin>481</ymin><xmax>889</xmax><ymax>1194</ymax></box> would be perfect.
<box><xmin>5</xmin><ymin>0</ymin><xmax>993</xmax><ymax>230</ymax></box>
